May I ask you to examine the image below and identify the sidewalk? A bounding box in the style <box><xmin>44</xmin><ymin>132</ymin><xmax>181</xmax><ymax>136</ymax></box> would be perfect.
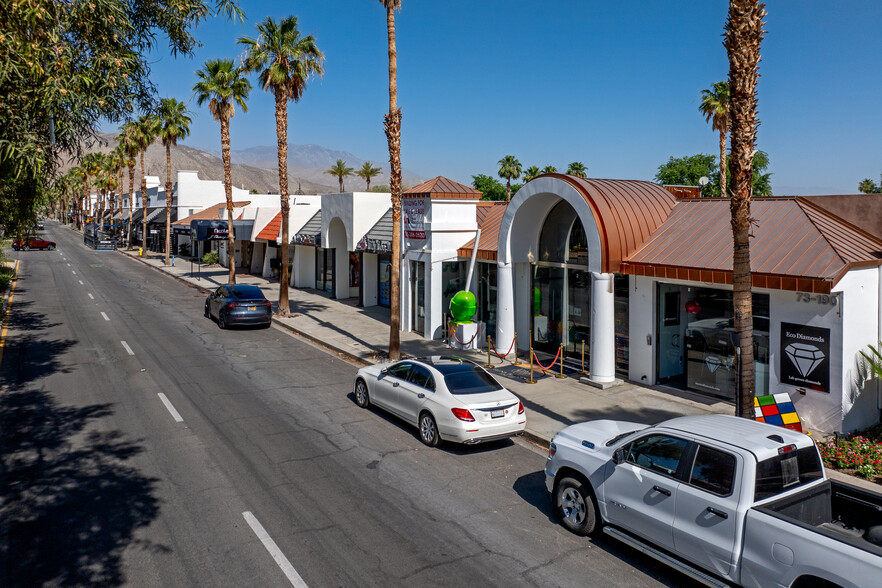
<box><xmin>117</xmin><ymin>249</ymin><xmax>880</xmax><ymax>491</ymax></box>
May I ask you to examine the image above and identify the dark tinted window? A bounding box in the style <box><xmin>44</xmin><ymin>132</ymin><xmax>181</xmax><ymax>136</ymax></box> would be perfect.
<box><xmin>626</xmin><ymin>435</ymin><xmax>689</xmax><ymax>477</ymax></box>
<box><xmin>689</xmin><ymin>445</ymin><xmax>736</xmax><ymax>496</ymax></box>
<box><xmin>754</xmin><ymin>445</ymin><xmax>823</xmax><ymax>501</ymax></box>
<box><xmin>408</xmin><ymin>365</ymin><xmax>435</xmax><ymax>391</ymax></box>
<box><xmin>232</xmin><ymin>285</ymin><xmax>265</xmax><ymax>299</ymax></box>
<box><xmin>444</xmin><ymin>367</ymin><xmax>503</xmax><ymax>395</ymax></box>
<box><xmin>215</xmin><ymin>286</ymin><xmax>226</xmax><ymax>297</ymax></box>
<box><xmin>387</xmin><ymin>362</ymin><xmax>412</xmax><ymax>380</ymax></box>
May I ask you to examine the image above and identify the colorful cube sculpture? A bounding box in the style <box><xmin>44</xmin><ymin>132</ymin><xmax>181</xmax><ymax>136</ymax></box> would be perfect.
<box><xmin>754</xmin><ymin>393</ymin><xmax>802</xmax><ymax>432</ymax></box>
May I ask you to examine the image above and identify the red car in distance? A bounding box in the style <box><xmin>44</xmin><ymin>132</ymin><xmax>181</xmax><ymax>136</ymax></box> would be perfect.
<box><xmin>12</xmin><ymin>238</ymin><xmax>56</xmax><ymax>251</ymax></box>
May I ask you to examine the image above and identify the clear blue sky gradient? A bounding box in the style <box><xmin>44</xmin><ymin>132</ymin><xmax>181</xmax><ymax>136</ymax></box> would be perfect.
<box><xmin>131</xmin><ymin>1</ymin><xmax>882</xmax><ymax>195</ymax></box>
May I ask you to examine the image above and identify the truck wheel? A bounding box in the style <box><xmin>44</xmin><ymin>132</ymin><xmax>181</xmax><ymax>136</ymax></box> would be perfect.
<box><xmin>556</xmin><ymin>476</ymin><xmax>599</xmax><ymax>536</ymax></box>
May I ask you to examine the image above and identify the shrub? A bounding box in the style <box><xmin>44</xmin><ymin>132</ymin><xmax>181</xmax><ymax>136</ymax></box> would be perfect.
<box><xmin>201</xmin><ymin>250</ymin><xmax>219</xmax><ymax>265</ymax></box>
<box><xmin>817</xmin><ymin>425</ymin><xmax>882</xmax><ymax>483</ymax></box>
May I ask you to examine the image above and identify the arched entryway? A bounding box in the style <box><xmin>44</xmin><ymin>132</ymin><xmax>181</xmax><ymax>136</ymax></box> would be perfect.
<box><xmin>496</xmin><ymin>175</ymin><xmax>676</xmax><ymax>384</ymax></box>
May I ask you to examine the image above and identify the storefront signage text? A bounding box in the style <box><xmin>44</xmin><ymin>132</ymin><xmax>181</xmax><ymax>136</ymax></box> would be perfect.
<box><xmin>796</xmin><ymin>292</ymin><xmax>838</xmax><ymax>305</ymax></box>
<box><xmin>294</xmin><ymin>233</ymin><xmax>320</xmax><ymax>246</ymax></box>
<box><xmin>403</xmin><ymin>198</ymin><xmax>426</xmax><ymax>239</ymax></box>
<box><xmin>780</xmin><ymin>322</ymin><xmax>830</xmax><ymax>393</ymax></box>
<box><xmin>356</xmin><ymin>237</ymin><xmax>392</xmax><ymax>253</ymax></box>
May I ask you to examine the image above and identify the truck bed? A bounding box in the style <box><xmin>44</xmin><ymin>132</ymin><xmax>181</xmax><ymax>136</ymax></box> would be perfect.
<box><xmin>753</xmin><ymin>479</ymin><xmax>882</xmax><ymax>556</ymax></box>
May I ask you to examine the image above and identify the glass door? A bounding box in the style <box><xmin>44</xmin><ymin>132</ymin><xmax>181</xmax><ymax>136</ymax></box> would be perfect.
<box><xmin>532</xmin><ymin>265</ymin><xmax>565</xmax><ymax>353</ymax></box>
<box><xmin>657</xmin><ymin>284</ymin><xmax>685</xmax><ymax>383</ymax></box>
<box><xmin>566</xmin><ymin>268</ymin><xmax>591</xmax><ymax>357</ymax></box>
<box><xmin>410</xmin><ymin>260</ymin><xmax>425</xmax><ymax>335</ymax></box>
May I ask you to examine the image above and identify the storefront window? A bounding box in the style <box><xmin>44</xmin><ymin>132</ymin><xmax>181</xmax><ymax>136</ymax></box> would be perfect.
<box><xmin>614</xmin><ymin>274</ymin><xmax>629</xmax><ymax>375</ymax></box>
<box><xmin>539</xmin><ymin>201</ymin><xmax>577</xmax><ymax>263</ymax></box>
<box><xmin>315</xmin><ymin>248</ymin><xmax>334</xmax><ymax>294</ymax></box>
<box><xmin>476</xmin><ymin>262</ymin><xmax>497</xmax><ymax>337</ymax></box>
<box><xmin>442</xmin><ymin>261</ymin><xmax>467</xmax><ymax>319</ymax></box>
<box><xmin>683</xmin><ymin>287</ymin><xmax>770</xmax><ymax>399</ymax></box>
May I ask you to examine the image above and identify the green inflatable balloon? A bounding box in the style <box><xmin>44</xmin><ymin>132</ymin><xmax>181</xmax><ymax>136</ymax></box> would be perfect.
<box><xmin>449</xmin><ymin>290</ymin><xmax>476</xmax><ymax>324</ymax></box>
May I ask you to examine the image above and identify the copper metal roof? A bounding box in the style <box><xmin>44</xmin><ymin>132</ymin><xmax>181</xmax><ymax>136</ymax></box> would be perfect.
<box><xmin>172</xmin><ymin>201</ymin><xmax>251</xmax><ymax>227</ymax></box>
<box><xmin>255</xmin><ymin>211</ymin><xmax>282</xmax><ymax>241</ymax></box>
<box><xmin>457</xmin><ymin>202</ymin><xmax>507</xmax><ymax>260</ymax></box>
<box><xmin>404</xmin><ymin>176</ymin><xmax>481</xmax><ymax>199</ymax></box>
<box><xmin>551</xmin><ymin>175</ymin><xmax>679</xmax><ymax>273</ymax></box>
<box><xmin>620</xmin><ymin>198</ymin><xmax>882</xmax><ymax>293</ymax></box>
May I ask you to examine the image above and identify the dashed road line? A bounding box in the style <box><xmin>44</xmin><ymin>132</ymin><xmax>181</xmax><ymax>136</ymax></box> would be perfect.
<box><xmin>88</xmin><ymin>293</ymin><xmax>94</xmax><ymax>300</ymax></box>
<box><xmin>101</xmin><ymin>312</ymin><xmax>110</xmax><ymax>321</ymax></box>
<box><xmin>242</xmin><ymin>511</ymin><xmax>308</xmax><ymax>587</ymax></box>
<box><xmin>79</xmin><ymin>280</ymin><xmax>84</xmax><ymax>285</ymax></box>
<box><xmin>120</xmin><ymin>340</ymin><xmax>134</xmax><ymax>355</ymax></box>
<box><xmin>72</xmin><ymin>270</ymin><xmax>76</xmax><ymax>275</ymax></box>
<box><xmin>157</xmin><ymin>393</ymin><xmax>184</xmax><ymax>423</ymax></box>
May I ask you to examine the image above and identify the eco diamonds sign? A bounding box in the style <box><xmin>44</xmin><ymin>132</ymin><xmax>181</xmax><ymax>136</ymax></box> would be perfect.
<box><xmin>781</xmin><ymin>322</ymin><xmax>830</xmax><ymax>393</ymax></box>
<box><xmin>403</xmin><ymin>198</ymin><xmax>426</xmax><ymax>239</ymax></box>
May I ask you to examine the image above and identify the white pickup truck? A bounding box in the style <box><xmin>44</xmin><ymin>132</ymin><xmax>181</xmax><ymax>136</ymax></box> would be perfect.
<box><xmin>545</xmin><ymin>414</ymin><xmax>882</xmax><ymax>587</ymax></box>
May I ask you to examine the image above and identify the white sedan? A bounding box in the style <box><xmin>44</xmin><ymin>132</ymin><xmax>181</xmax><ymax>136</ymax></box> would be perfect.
<box><xmin>354</xmin><ymin>356</ymin><xmax>526</xmax><ymax>446</ymax></box>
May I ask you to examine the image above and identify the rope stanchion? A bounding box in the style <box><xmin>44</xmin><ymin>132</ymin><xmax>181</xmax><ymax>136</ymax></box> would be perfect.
<box><xmin>579</xmin><ymin>339</ymin><xmax>589</xmax><ymax>375</ymax></box>
<box><xmin>485</xmin><ymin>336</ymin><xmax>494</xmax><ymax>369</ymax></box>
<box><xmin>489</xmin><ymin>336</ymin><xmax>515</xmax><ymax>360</ymax></box>
<box><xmin>556</xmin><ymin>343</ymin><xmax>567</xmax><ymax>379</ymax></box>
<box><xmin>450</xmin><ymin>324</ymin><xmax>480</xmax><ymax>347</ymax></box>
<box><xmin>525</xmin><ymin>330</ymin><xmax>537</xmax><ymax>384</ymax></box>
<box><xmin>532</xmin><ymin>344</ymin><xmax>562</xmax><ymax>372</ymax></box>
<box><xmin>512</xmin><ymin>332</ymin><xmax>528</xmax><ymax>367</ymax></box>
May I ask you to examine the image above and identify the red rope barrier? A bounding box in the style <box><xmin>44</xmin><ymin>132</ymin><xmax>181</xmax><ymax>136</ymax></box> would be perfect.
<box><xmin>532</xmin><ymin>346</ymin><xmax>562</xmax><ymax>371</ymax></box>
<box><xmin>450</xmin><ymin>325</ymin><xmax>480</xmax><ymax>346</ymax></box>
<box><xmin>490</xmin><ymin>336</ymin><xmax>516</xmax><ymax>360</ymax></box>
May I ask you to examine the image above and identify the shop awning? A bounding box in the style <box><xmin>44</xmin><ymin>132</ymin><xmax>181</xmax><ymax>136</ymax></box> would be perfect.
<box><xmin>293</xmin><ymin>211</ymin><xmax>321</xmax><ymax>246</ymax></box>
<box><xmin>457</xmin><ymin>202</ymin><xmax>507</xmax><ymax>261</ymax></box>
<box><xmin>356</xmin><ymin>209</ymin><xmax>393</xmax><ymax>254</ymax></box>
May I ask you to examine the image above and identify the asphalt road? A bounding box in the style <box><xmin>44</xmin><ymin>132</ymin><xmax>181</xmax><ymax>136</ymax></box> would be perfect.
<box><xmin>0</xmin><ymin>222</ymin><xmax>699</xmax><ymax>587</ymax></box>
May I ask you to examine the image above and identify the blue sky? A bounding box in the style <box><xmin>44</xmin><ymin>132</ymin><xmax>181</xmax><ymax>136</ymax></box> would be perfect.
<box><xmin>132</xmin><ymin>1</ymin><xmax>882</xmax><ymax>195</ymax></box>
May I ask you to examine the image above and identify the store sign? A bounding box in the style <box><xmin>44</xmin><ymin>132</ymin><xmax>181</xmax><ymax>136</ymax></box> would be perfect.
<box><xmin>780</xmin><ymin>322</ymin><xmax>830</xmax><ymax>393</ymax></box>
<box><xmin>356</xmin><ymin>236</ymin><xmax>392</xmax><ymax>253</ymax></box>
<box><xmin>293</xmin><ymin>233</ymin><xmax>320</xmax><ymax>246</ymax></box>
<box><xmin>403</xmin><ymin>198</ymin><xmax>426</xmax><ymax>239</ymax></box>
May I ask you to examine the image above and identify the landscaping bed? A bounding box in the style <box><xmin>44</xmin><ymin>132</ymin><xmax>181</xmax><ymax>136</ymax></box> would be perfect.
<box><xmin>818</xmin><ymin>424</ymin><xmax>882</xmax><ymax>484</ymax></box>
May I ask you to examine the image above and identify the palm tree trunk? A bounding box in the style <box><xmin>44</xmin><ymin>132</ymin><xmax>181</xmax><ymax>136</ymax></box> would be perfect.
<box><xmin>506</xmin><ymin>179</ymin><xmax>511</xmax><ymax>202</ymax></box>
<box><xmin>725</xmin><ymin>0</ymin><xmax>765</xmax><ymax>418</ymax></box>
<box><xmin>274</xmin><ymin>90</ymin><xmax>291</xmax><ymax>315</ymax></box>
<box><xmin>221</xmin><ymin>116</ymin><xmax>237</xmax><ymax>285</ymax></box>
<box><xmin>719</xmin><ymin>129</ymin><xmax>727</xmax><ymax>198</ymax></box>
<box><xmin>385</xmin><ymin>1</ymin><xmax>402</xmax><ymax>360</ymax></box>
<box><xmin>99</xmin><ymin>188</ymin><xmax>106</xmax><ymax>231</ymax></box>
<box><xmin>127</xmin><ymin>163</ymin><xmax>135</xmax><ymax>248</ymax></box>
<box><xmin>165</xmin><ymin>143</ymin><xmax>173</xmax><ymax>265</ymax></box>
<box><xmin>141</xmin><ymin>150</ymin><xmax>148</xmax><ymax>253</ymax></box>
<box><xmin>339</xmin><ymin>176</ymin><xmax>343</xmax><ymax>193</ymax></box>
<box><xmin>367</xmin><ymin>177</ymin><xmax>371</xmax><ymax>191</ymax></box>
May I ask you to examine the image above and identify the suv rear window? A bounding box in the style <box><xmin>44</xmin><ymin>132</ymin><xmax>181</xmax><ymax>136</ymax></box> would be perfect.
<box><xmin>754</xmin><ymin>445</ymin><xmax>823</xmax><ymax>501</ymax></box>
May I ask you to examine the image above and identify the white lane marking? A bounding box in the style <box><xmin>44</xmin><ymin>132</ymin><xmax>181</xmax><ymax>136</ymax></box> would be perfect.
<box><xmin>66</xmin><ymin>263</ymin><xmax>70</xmax><ymax>266</ymax></box>
<box><xmin>88</xmin><ymin>293</ymin><xmax>94</xmax><ymax>300</ymax></box>
<box><xmin>78</xmin><ymin>280</ymin><xmax>84</xmax><ymax>285</ymax></box>
<box><xmin>157</xmin><ymin>393</ymin><xmax>184</xmax><ymax>423</ymax></box>
<box><xmin>72</xmin><ymin>270</ymin><xmax>76</xmax><ymax>275</ymax></box>
<box><xmin>120</xmin><ymin>341</ymin><xmax>134</xmax><ymax>355</ymax></box>
<box><xmin>101</xmin><ymin>312</ymin><xmax>110</xmax><ymax>321</ymax></box>
<box><xmin>242</xmin><ymin>511</ymin><xmax>308</xmax><ymax>587</ymax></box>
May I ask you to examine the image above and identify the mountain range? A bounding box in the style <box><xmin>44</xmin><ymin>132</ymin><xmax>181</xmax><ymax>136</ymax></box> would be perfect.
<box><xmin>63</xmin><ymin>134</ymin><xmax>424</xmax><ymax>195</ymax></box>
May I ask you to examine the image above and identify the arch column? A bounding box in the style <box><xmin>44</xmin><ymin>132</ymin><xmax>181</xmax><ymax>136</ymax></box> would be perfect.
<box><xmin>589</xmin><ymin>272</ymin><xmax>616</xmax><ymax>384</ymax></box>
<box><xmin>496</xmin><ymin>261</ymin><xmax>514</xmax><ymax>352</ymax></box>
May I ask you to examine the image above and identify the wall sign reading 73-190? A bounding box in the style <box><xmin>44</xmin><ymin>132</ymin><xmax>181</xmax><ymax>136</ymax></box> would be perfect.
<box><xmin>795</xmin><ymin>292</ymin><xmax>837</xmax><ymax>305</ymax></box>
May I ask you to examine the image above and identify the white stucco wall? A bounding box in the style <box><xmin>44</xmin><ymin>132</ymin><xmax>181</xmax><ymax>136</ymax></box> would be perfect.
<box><xmin>294</xmin><ymin>245</ymin><xmax>315</xmax><ymax>288</ymax></box>
<box><xmin>629</xmin><ymin>275</ymin><xmax>656</xmax><ymax>385</ymax></box>
<box><xmin>363</xmin><ymin>253</ymin><xmax>379</xmax><ymax>307</ymax></box>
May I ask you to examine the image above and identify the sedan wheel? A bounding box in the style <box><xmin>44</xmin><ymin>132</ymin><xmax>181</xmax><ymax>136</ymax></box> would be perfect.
<box><xmin>355</xmin><ymin>380</ymin><xmax>370</xmax><ymax>408</ymax></box>
<box><xmin>204</xmin><ymin>303</ymin><xmax>210</xmax><ymax>318</ymax></box>
<box><xmin>419</xmin><ymin>412</ymin><xmax>440</xmax><ymax>447</ymax></box>
<box><xmin>47</xmin><ymin>244</ymin><xmax>54</xmax><ymax>250</ymax></box>
<box><xmin>218</xmin><ymin>312</ymin><xmax>227</xmax><ymax>330</ymax></box>
<box><xmin>555</xmin><ymin>477</ymin><xmax>599</xmax><ymax>536</ymax></box>
<box><xmin>22</xmin><ymin>245</ymin><xmax>30</xmax><ymax>251</ymax></box>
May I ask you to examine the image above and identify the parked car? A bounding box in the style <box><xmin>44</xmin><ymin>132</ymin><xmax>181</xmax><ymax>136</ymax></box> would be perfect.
<box><xmin>204</xmin><ymin>284</ymin><xmax>272</xmax><ymax>329</ymax></box>
<box><xmin>12</xmin><ymin>238</ymin><xmax>55</xmax><ymax>251</ymax></box>
<box><xmin>353</xmin><ymin>356</ymin><xmax>526</xmax><ymax>447</ymax></box>
<box><xmin>545</xmin><ymin>414</ymin><xmax>882</xmax><ymax>587</ymax></box>
<box><xmin>36</xmin><ymin>222</ymin><xmax>45</xmax><ymax>230</ymax></box>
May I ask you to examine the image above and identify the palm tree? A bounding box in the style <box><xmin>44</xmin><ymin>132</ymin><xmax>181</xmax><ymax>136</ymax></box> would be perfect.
<box><xmin>859</xmin><ymin>343</ymin><xmax>882</xmax><ymax>381</ymax></box>
<box><xmin>497</xmin><ymin>155</ymin><xmax>522</xmax><ymax>202</ymax></box>
<box><xmin>523</xmin><ymin>165</ymin><xmax>542</xmax><ymax>183</ymax></box>
<box><xmin>81</xmin><ymin>152</ymin><xmax>103</xmax><ymax>223</ymax></box>
<box><xmin>239</xmin><ymin>16</ymin><xmax>324</xmax><ymax>314</ymax></box>
<box><xmin>97</xmin><ymin>154</ymin><xmax>117</xmax><ymax>231</ymax></box>
<box><xmin>699</xmin><ymin>81</ymin><xmax>730</xmax><ymax>198</ymax></box>
<box><xmin>541</xmin><ymin>165</ymin><xmax>558</xmax><ymax>175</ymax></box>
<box><xmin>379</xmin><ymin>0</ymin><xmax>403</xmax><ymax>360</ymax></box>
<box><xmin>135</xmin><ymin>114</ymin><xmax>160</xmax><ymax>251</ymax></box>
<box><xmin>724</xmin><ymin>0</ymin><xmax>765</xmax><ymax>418</ymax></box>
<box><xmin>356</xmin><ymin>161</ymin><xmax>382</xmax><ymax>191</ymax></box>
<box><xmin>193</xmin><ymin>58</ymin><xmax>251</xmax><ymax>284</ymax></box>
<box><xmin>110</xmin><ymin>144</ymin><xmax>127</xmax><ymax>239</ymax></box>
<box><xmin>120</xmin><ymin>121</ymin><xmax>141</xmax><ymax>248</ymax></box>
<box><xmin>325</xmin><ymin>159</ymin><xmax>354</xmax><ymax>192</ymax></box>
<box><xmin>158</xmin><ymin>98</ymin><xmax>192</xmax><ymax>265</ymax></box>
<box><xmin>566</xmin><ymin>161</ymin><xmax>588</xmax><ymax>178</ymax></box>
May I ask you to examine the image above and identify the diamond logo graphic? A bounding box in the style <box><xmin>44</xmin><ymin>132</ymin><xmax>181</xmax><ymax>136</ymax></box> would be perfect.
<box><xmin>705</xmin><ymin>356</ymin><xmax>722</xmax><ymax>373</ymax></box>
<box><xmin>784</xmin><ymin>343</ymin><xmax>825</xmax><ymax>378</ymax></box>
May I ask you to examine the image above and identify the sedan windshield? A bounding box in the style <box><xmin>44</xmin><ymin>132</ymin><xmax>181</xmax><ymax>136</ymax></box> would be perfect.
<box><xmin>444</xmin><ymin>367</ymin><xmax>503</xmax><ymax>395</ymax></box>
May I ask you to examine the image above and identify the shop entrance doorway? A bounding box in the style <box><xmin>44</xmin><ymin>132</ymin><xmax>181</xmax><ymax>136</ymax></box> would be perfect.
<box><xmin>410</xmin><ymin>260</ymin><xmax>425</xmax><ymax>335</ymax></box>
<box><xmin>657</xmin><ymin>284</ymin><xmax>686</xmax><ymax>383</ymax></box>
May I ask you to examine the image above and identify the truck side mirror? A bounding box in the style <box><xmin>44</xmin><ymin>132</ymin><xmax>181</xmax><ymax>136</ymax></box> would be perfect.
<box><xmin>613</xmin><ymin>447</ymin><xmax>627</xmax><ymax>464</ymax></box>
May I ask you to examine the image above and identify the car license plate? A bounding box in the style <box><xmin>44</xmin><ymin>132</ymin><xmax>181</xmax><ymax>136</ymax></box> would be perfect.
<box><xmin>249</xmin><ymin>306</ymin><xmax>256</xmax><ymax>311</ymax></box>
<box><xmin>491</xmin><ymin>409</ymin><xmax>504</xmax><ymax>419</ymax></box>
